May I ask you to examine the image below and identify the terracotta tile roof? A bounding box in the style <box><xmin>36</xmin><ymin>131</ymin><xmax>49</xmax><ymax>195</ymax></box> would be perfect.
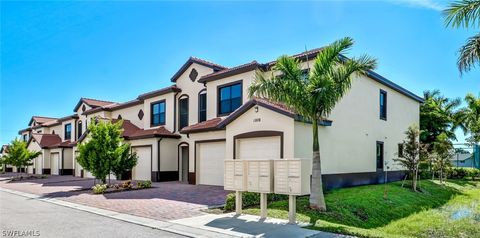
<box><xmin>198</xmin><ymin>61</ymin><xmax>259</xmax><ymax>83</ymax></box>
<box><xmin>171</xmin><ymin>57</ymin><xmax>227</xmax><ymax>82</ymax></box>
<box><xmin>74</xmin><ymin>97</ymin><xmax>117</xmax><ymax>112</ymax></box>
<box><xmin>264</xmin><ymin>47</ymin><xmax>324</xmax><ymax>67</ymax></box>
<box><xmin>31</xmin><ymin>116</ymin><xmax>58</xmax><ymax>125</ymax></box>
<box><xmin>216</xmin><ymin>98</ymin><xmax>333</xmax><ymax>129</ymax></box>
<box><xmin>137</xmin><ymin>85</ymin><xmax>181</xmax><ymax>100</ymax></box>
<box><xmin>190</xmin><ymin>57</ymin><xmax>227</xmax><ymax>71</ymax></box>
<box><xmin>82</xmin><ymin>98</ymin><xmax>116</xmax><ymax>107</ymax></box>
<box><xmin>77</xmin><ymin>119</ymin><xmax>180</xmax><ymax>143</ymax></box>
<box><xmin>30</xmin><ymin>133</ymin><xmax>62</xmax><ymax>148</ymax></box>
<box><xmin>179</xmin><ymin>118</ymin><xmax>223</xmax><ymax>134</ymax></box>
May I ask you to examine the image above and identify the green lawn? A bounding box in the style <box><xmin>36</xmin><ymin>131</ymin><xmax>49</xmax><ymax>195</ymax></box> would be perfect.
<box><xmin>241</xmin><ymin>180</ymin><xmax>480</xmax><ymax>238</ymax></box>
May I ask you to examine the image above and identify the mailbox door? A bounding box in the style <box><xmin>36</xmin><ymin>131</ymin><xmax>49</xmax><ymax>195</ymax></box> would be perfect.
<box><xmin>258</xmin><ymin>161</ymin><xmax>270</xmax><ymax>177</ymax></box>
<box><xmin>224</xmin><ymin>161</ymin><xmax>235</xmax><ymax>190</ymax></box>
<box><xmin>288</xmin><ymin>177</ymin><xmax>301</xmax><ymax>194</ymax></box>
<box><xmin>287</xmin><ymin>160</ymin><xmax>301</xmax><ymax>177</ymax></box>
<box><xmin>258</xmin><ymin>176</ymin><xmax>271</xmax><ymax>193</ymax></box>
<box><xmin>274</xmin><ymin>161</ymin><xmax>288</xmax><ymax>194</ymax></box>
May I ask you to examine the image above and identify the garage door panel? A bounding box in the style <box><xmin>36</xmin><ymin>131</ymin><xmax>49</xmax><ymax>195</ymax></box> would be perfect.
<box><xmin>132</xmin><ymin>147</ymin><xmax>151</xmax><ymax>181</ymax></box>
<box><xmin>51</xmin><ymin>153</ymin><xmax>59</xmax><ymax>175</ymax></box>
<box><xmin>198</xmin><ymin>142</ymin><xmax>225</xmax><ymax>186</ymax></box>
<box><xmin>35</xmin><ymin>155</ymin><xmax>42</xmax><ymax>174</ymax></box>
<box><xmin>237</xmin><ymin>136</ymin><xmax>281</xmax><ymax>160</ymax></box>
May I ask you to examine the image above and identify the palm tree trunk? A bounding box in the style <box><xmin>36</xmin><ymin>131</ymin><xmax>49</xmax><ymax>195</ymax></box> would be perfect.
<box><xmin>309</xmin><ymin>120</ymin><xmax>326</xmax><ymax>211</ymax></box>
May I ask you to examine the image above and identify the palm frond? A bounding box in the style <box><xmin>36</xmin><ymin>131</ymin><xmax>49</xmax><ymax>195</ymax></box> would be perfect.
<box><xmin>457</xmin><ymin>32</ymin><xmax>480</xmax><ymax>74</ymax></box>
<box><xmin>444</xmin><ymin>0</ymin><xmax>480</xmax><ymax>28</ymax></box>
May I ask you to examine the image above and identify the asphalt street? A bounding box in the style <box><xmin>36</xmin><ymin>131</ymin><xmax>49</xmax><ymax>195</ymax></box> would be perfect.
<box><xmin>0</xmin><ymin>191</ymin><xmax>186</xmax><ymax>238</ymax></box>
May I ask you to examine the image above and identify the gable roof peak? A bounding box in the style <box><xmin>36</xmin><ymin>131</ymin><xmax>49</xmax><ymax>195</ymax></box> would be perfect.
<box><xmin>170</xmin><ymin>56</ymin><xmax>227</xmax><ymax>82</ymax></box>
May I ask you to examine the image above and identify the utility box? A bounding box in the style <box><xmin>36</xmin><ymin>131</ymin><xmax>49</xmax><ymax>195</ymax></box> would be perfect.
<box><xmin>247</xmin><ymin>160</ymin><xmax>274</xmax><ymax>193</ymax></box>
<box><xmin>274</xmin><ymin>158</ymin><xmax>311</xmax><ymax>195</ymax></box>
<box><xmin>224</xmin><ymin>160</ymin><xmax>247</xmax><ymax>191</ymax></box>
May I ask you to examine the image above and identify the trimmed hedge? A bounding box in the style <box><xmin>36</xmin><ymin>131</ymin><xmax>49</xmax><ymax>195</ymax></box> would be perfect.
<box><xmin>224</xmin><ymin>192</ymin><xmax>288</xmax><ymax>211</ymax></box>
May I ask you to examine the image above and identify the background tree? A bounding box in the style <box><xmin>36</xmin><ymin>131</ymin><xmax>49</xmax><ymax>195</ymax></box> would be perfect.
<box><xmin>77</xmin><ymin>120</ymin><xmax>137</xmax><ymax>184</ymax></box>
<box><xmin>420</xmin><ymin>90</ymin><xmax>461</xmax><ymax>145</ymax></box>
<box><xmin>444</xmin><ymin>0</ymin><xmax>480</xmax><ymax>74</ymax></box>
<box><xmin>3</xmin><ymin>138</ymin><xmax>40</xmax><ymax>176</ymax></box>
<box><xmin>457</xmin><ymin>93</ymin><xmax>480</xmax><ymax>145</ymax></box>
<box><xmin>395</xmin><ymin>125</ymin><xmax>423</xmax><ymax>191</ymax></box>
<box><xmin>432</xmin><ymin>133</ymin><xmax>454</xmax><ymax>183</ymax></box>
<box><xmin>249</xmin><ymin>37</ymin><xmax>376</xmax><ymax>211</ymax></box>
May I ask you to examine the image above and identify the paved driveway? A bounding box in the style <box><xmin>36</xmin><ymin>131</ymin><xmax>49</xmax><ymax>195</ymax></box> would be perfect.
<box><xmin>0</xmin><ymin>174</ymin><xmax>230</xmax><ymax>221</ymax></box>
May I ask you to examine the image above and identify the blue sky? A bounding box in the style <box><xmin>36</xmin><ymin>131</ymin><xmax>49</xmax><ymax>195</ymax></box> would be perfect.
<box><xmin>1</xmin><ymin>0</ymin><xmax>478</xmax><ymax>146</ymax></box>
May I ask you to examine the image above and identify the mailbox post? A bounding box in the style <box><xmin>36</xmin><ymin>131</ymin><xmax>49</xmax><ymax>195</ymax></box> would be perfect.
<box><xmin>274</xmin><ymin>158</ymin><xmax>311</xmax><ymax>224</ymax></box>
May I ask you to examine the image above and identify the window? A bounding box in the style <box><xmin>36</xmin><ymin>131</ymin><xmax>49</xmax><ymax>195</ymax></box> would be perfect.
<box><xmin>37</xmin><ymin>130</ymin><xmax>42</xmax><ymax>134</ymax></box>
<box><xmin>179</xmin><ymin>97</ymin><xmax>189</xmax><ymax>130</ymax></box>
<box><xmin>376</xmin><ymin>141</ymin><xmax>384</xmax><ymax>170</ymax></box>
<box><xmin>22</xmin><ymin>134</ymin><xmax>27</xmax><ymax>142</ymax></box>
<box><xmin>398</xmin><ymin>143</ymin><xmax>404</xmax><ymax>158</ymax></box>
<box><xmin>151</xmin><ymin>100</ymin><xmax>166</xmax><ymax>126</ymax></box>
<box><xmin>218</xmin><ymin>82</ymin><xmax>242</xmax><ymax>116</ymax></box>
<box><xmin>52</xmin><ymin>130</ymin><xmax>55</xmax><ymax>135</ymax></box>
<box><xmin>380</xmin><ymin>90</ymin><xmax>387</xmax><ymax>120</ymax></box>
<box><xmin>199</xmin><ymin>92</ymin><xmax>207</xmax><ymax>122</ymax></box>
<box><xmin>65</xmin><ymin>124</ymin><xmax>72</xmax><ymax>140</ymax></box>
<box><xmin>77</xmin><ymin>121</ymin><xmax>83</xmax><ymax>139</ymax></box>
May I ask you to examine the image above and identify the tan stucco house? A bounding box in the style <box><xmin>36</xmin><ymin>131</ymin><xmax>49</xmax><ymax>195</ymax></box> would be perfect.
<box><xmin>17</xmin><ymin>48</ymin><xmax>423</xmax><ymax>189</ymax></box>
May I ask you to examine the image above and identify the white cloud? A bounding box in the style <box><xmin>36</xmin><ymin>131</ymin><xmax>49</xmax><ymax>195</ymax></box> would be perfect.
<box><xmin>391</xmin><ymin>0</ymin><xmax>447</xmax><ymax>11</ymax></box>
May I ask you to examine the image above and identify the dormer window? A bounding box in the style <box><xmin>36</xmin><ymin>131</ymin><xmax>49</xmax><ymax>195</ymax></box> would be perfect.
<box><xmin>218</xmin><ymin>81</ymin><xmax>242</xmax><ymax>116</ymax></box>
<box><xmin>65</xmin><ymin>123</ymin><xmax>72</xmax><ymax>140</ymax></box>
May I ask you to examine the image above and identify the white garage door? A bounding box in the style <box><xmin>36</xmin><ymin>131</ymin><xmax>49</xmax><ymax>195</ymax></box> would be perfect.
<box><xmin>51</xmin><ymin>153</ymin><xmax>59</xmax><ymax>175</ymax></box>
<box><xmin>35</xmin><ymin>155</ymin><xmax>42</xmax><ymax>174</ymax></box>
<box><xmin>132</xmin><ymin>146</ymin><xmax>151</xmax><ymax>181</ymax></box>
<box><xmin>198</xmin><ymin>141</ymin><xmax>225</xmax><ymax>186</ymax></box>
<box><xmin>237</xmin><ymin>136</ymin><xmax>281</xmax><ymax>160</ymax></box>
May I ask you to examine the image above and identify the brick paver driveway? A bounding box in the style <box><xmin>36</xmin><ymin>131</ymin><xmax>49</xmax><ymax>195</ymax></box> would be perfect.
<box><xmin>0</xmin><ymin>174</ymin><xmax>230</xmax><ymax>221</ymax></box>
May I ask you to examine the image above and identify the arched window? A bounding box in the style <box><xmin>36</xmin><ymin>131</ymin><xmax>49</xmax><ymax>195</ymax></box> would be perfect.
<box><xmin>77</xmin><ymin>120</ymin><xmax>83</xmax><ymax>139</ymax></box>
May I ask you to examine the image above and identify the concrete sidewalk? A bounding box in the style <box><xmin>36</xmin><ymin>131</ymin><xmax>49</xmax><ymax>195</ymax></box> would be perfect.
<box><xmin>0</xmin><ymin>187</ymin><xmax>347</xmax><ymax>238</ymax></box>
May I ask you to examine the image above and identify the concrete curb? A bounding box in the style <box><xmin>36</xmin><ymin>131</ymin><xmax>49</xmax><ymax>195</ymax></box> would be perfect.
<box><xmin>0</xmin><ymin>188</ymin><xmax>238</xmax><ymax>238</ymax></box>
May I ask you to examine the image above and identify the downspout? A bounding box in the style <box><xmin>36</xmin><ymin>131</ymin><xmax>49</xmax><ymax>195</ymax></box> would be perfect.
<box><xmin>157</xmin><ymin>138</ymin><xmax>162</xmax><ymax>181</ymax></box>
<box><xmin>173</xmin><ymin>91</ymin><xmax>180</xmax><ymax>133</ymax></box>
<box><xmin>61</xmin><ymin>148</ymin><xmax>64</xmax><ymax>176</ymax></box>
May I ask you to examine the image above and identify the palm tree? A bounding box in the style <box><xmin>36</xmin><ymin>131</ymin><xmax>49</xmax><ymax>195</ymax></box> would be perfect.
<box><xmin>420</xmin><ymin>90</ymin><xmax>462</xmax><ymax>145</ymax></box>
<box><xmin>457</xmin><ymin>93</ymin><xmax>480</xmax><ymax>145</ymax></box>
<box><xmin>444</xmin><ymin>0</ymin><xmax>480</xmax><ymax>74</ymax></box>
<box><xmin>249</xmin><ymin>37</ymin><xmax>376</xmax><ymax>211</ymax></box>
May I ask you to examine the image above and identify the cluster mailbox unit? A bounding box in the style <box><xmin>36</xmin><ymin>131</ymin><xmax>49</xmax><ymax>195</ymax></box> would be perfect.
<box><xmin>224</xmin><ymin>158</ymin><xmax>311</xmax><ymax>223</ymax></box>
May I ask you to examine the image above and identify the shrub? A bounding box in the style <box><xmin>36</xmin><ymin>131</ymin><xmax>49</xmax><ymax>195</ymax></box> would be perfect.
<box><xmin>92</xmin><ymin>184</ymin><xmax>108</xmax><ymax>194</ymax></box>
<box><xmin>447</xmin><ymin>167</ymin><xmax>480</xmax><ymax>180</ymax></box>
<box><xmin>137</xmin><ymin>180</ymin><xmax>152</xmax><ymax>189</ymax></box>
<box><xmin>224</xmin><ymin>192</ymin><xmax>288</xmax><ymax>211</ymax></box>
<box><xmin>121</xmin><ymin>180</ymin><xmax>132</xmax><ymax>189</ymax></box>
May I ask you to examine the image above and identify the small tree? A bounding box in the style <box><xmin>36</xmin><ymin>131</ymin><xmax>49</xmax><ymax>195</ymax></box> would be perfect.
<box><xmin>77</xmin><ymin>120</ymin><xmax>137</xmax><ymax>184</ymax></box>
<box><xmin>395</xmin><ymin>125</ymin><xmax>423</xmax><ymax>191</ymax></box>
<box><xmin>432</xmin><ymin>133</ymin><xmax>454</xmax><ymax>183</ymax></box>
<box><xmin>3</xmin><ymin>138</ymin><xmax>40</xmax><ymax>176</ymax></box>
<box><xmin>111</xmin><ymin>144</ymin><xmax>137</xmax><ymax>180</ymax></box>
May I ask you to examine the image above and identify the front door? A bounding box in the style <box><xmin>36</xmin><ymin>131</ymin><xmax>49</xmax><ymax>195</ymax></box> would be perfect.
<box><xmin>181</xmin><ymin>146</ymin><xmax>189</xmax><ymax>182</ymax></box>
